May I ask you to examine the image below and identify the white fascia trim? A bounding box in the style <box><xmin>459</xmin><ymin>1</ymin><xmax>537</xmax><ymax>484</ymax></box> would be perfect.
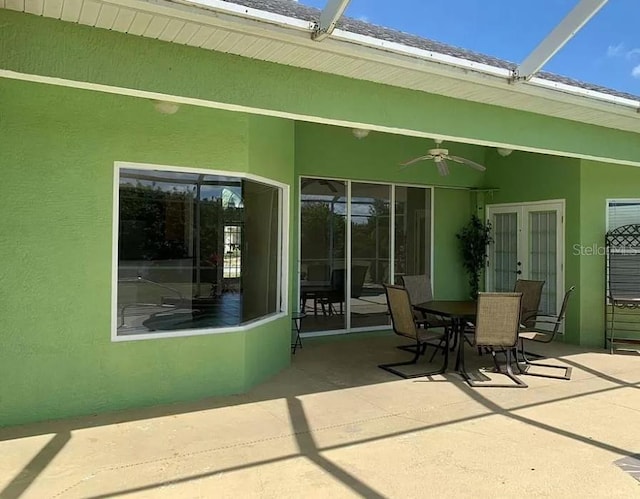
<box><xmin>167</xmin><ymin>0</ymin><xmax>638</xmax><ymax>111</ymax></box>
<box><xmin>3</xmin><ymin>68</ymin><xmax>640</xmax><ymax>168</ymax></box>
<box><xmin>168</xmin><ymin>0</ymin><xmax>313</xmax><ymax>30</ymax></box>
<box><xmin>330</xmin><ymin>29</ymin><xmax>640</xmax><ymax>112</ymax></box>
<box><xmin>528</xmin><ymin>76</ymin><xmax>640</xmax><ymax>110</ymax></box>
<box><xmin>330</xmin><ymin>29</ymin><xmax>511</xmax><ymax>79</ymax></box>
<box><xmin>85</xmin><ymin>0</ymin><xmax>640</xmax><ymax>115</ymax></box>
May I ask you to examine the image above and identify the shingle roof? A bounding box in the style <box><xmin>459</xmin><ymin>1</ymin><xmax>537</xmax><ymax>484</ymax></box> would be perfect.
<box><xmin>225</xmin><ymin>0</ymin><xmax>639</xmax><ymax>101</ymax></box>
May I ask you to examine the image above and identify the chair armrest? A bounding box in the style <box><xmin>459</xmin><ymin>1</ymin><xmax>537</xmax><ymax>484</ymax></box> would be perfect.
<box><xmin>535</xmin><ymin>318</ymin><xmax>562</xmax><ymax>324</ymax></box>
<box><xmin>520</xmin><ymin>318</ymin><xmax>562</xmax><ymax>330</ymax></box>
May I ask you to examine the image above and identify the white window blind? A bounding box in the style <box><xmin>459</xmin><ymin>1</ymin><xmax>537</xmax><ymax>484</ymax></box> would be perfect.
<box><xmin>608</xmin><ymin>200</ymin><xmax>640</xmax><ymax>230</ymax></box>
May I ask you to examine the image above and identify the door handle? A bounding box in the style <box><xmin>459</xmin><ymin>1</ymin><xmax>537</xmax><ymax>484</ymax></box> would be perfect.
<box><xmin>513</xmin><ymin>270</ymin><xmax>522</xmax><ymax>275</ymax></box>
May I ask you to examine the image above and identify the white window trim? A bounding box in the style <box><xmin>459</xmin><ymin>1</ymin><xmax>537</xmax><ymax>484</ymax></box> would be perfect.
<box><xmin>606</xmin><ymin>198</ymin><xmax>640</xmax><ymax>232</ymax></box>
<box><xmin>111</xmin><ymin>161</ymin><xmax>290</xmax><ymax>342</ymax></box>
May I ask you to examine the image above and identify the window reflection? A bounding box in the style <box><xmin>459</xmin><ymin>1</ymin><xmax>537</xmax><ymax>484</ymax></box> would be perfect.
<box><xmin>117</xmin><ymin>168</ymin><xmax>281</xmax><ymax>336</ymax></box>
<box><xmin>395</xmin><ymin>186</ymin><xmax>430</xmax><ymax>284</ymax></box>
<box><xmin>299</xmin><ymin>178</ymin><xmax>347</xmax><ymax>331</ymax></box>
<box><xmin>351</xmin><ymin>183</ymin><xmax>391</xmax><ymax>329</ymax></box>
<box><xmin>299</xmin><ymin>178</ymin><xmax>431</xmax><ymax>334</ymax></box>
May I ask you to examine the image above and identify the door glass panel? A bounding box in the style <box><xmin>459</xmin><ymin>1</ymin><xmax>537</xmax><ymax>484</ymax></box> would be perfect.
<box><xmin>529</xmin><ymin>210</ymin><xmax>557</xmax><ymax>314</ymax></box>
<box><xmin>350</xmin><ymin>183</ymin><xmax>391</xmax><ymax>329</ymax></box>
<box><xmin>395</xmin><ymin>187</ymin><xmax>430</xmax><ymax>284</ymax></box>
<box><xmin>492</xmin><ymin>212</ymin><xmax>518</xmax><ymax>292</ymax></box>
<box><xmin>299</xmin><ymin>178</ymin><xmax>347</xmax><ymax>332</ymax></box>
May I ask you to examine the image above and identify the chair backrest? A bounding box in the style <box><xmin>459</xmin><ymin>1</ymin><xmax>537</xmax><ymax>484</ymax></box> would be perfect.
<box><xmin>384</xmin><ymin>284</ymin><xmax>419</xmax><ymax>340</ymax></box>
<box><xmin>514</xmin><ymin>279</ymin><xmax>544</xmax><ymax>328</ymax></box>
<box><xmin>475</xmin><ymin>292</ymin><xmax>523</xmax><ymax>347</ymax></box>
<box><xmin>550</xmin><ymin>286</ymin><xmax>576</xmax><ymax>335</ymax></box>
<box><xmin>401</xmin><ymin>275</ymin><xmax>433</xmax><ymax>305</ymax></box>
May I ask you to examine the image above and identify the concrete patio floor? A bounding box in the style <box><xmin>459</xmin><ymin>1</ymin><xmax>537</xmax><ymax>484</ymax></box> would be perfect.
<box><xmin>1</xmin><ymin>333</ymin><xmax>639</xmax><ymax>498</ymax></box>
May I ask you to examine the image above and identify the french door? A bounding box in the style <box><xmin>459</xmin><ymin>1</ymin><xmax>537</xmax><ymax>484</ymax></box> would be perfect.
<box><xmin>486</xmin><ymin>201</ymin><xmax>564</xmax><ymax>315</ymax></box>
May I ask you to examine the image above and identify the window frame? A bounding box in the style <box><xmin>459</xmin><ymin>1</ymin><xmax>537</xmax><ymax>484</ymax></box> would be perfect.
<box><xmin>606</xmin><ymin>198</ymin><xmax>640</xmax><ymax>232</ymax></box>
<box><xmin>111</xmin><ymin>161</ymin><xmax>289</xmax><ymax>342</ymax></box>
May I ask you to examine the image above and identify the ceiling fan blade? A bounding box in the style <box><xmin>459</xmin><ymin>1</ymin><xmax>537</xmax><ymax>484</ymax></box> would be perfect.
<box><xmin>400</xmin><ymin>154</ymin><xmax>434</xmax><ymax>167</ymax></box>
<box><xmin>447</xmin><ymin>155</ymin><xmax>486</xmax><ymax>171</ymax></box>
<box><xmin>436</xmin><ymin>158</ymin><xmax>449</xmax><ymax>176</ymax></box>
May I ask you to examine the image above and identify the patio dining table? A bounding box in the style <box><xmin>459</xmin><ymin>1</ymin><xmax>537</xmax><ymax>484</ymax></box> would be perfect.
<box><xmin>413</xmin><ymin>300</ymin><xmax>477</xmax><ymax>371</ymax></box>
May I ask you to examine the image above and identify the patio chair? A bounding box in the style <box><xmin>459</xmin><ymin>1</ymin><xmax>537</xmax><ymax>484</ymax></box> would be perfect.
<box><xmin>515</xmin><ymin>286</ymin><xmax>575</xmax><ymax>380</ymax></box>
<box><xmin>466</xmin><ymin>279</ymin><xmax>545</xmax><ymax>355</ymax></box>
<box><xmin>379</xmin><ymin>284</ymin><xmax>449</xmax><ymax>379</ymax></box>
<box><xmin>401</xmin><ymin>275</ymin><xmax>449</xmax><ymax>327</ymax></box>
<box><xmin>514</xmin><ymin>279</ymin><xmax>545</xmax><ymax>328</ymax></box>
<box><xmin>458</xmin><ymin>292</ymin><xmax>527</xmax><ymax>388</ymax></box>
<box><xmin>400</xmin><ymin>274</ymin><xmax>452</xmax><ymax>354</ymax></box>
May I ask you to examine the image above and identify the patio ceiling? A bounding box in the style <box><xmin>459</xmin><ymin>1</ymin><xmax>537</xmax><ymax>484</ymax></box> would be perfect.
<box><xmin>2</xmin><ymin>0</ymin><xmax>639</xmax><ymax>135</ymax></box>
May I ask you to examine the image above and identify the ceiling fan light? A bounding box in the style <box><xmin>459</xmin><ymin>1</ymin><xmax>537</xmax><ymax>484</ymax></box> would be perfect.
<box><xmin>352</xmin><ymin>128</ymin><xmax>370</xmax><ymax>139</ymax></box>
<box><xmin>496</xmin><ymin>147</ymin><xmax>513</xmax><ymax>157</ymax></box>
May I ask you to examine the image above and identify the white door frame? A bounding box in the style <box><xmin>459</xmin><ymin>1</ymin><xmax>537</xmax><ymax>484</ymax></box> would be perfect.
<box><xmin>486</xmin><ymin>199</ymin><xmax>565</xmax><ymax>315</ymax></box>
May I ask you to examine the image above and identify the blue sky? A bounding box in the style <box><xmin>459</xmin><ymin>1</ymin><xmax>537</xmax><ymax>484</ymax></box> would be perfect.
<box><xmin>298</xmin><ymin>0</ymin><xmax>640</xmax><ymax>97</ymax></box>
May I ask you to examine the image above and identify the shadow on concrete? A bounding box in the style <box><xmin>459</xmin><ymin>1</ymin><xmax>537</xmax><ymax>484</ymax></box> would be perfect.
<box><xmin>2</xmin><ymin>336</ymin><xmax>639</xmax><ymax>497</ymax></box>
<box><xmin>0</xmin><ymin>431</ymin><xmax>71</xmax><ymax>499</ymax></box>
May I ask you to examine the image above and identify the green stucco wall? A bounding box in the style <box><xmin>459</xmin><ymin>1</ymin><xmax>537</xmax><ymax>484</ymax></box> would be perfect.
<box><xmin>245</xmin><ymin>116</ymin><xmax>295</xmax><ymax>386</ymax></box>
<box><xmin>3</xmin><ymin>10</ymin><xmax>640</xmax><ymax>426</ymax></box>
<box><xmin>3</xmin><ymin>10</ymin><xmax>640</xmax><ymax>166</ymax></box>
<box><xmin>0</xmin><ymin>78</ymin><xmax>293</xmax><ymax>426</ymax></box>
<box><xmin>579</xmin><ymin>160</ymin><xmax>640</xmax><ymax>347</ymax></box>
<box><xmin>483</xmin><ymin>151</ymin><xmax>640</xmax><ymax>347</ymax></box>
<box><xmin>482</xmin><ymin>151</ymin><xmax>582</xmax><ymax>344</ymax></box>
<box><xmin>433</xmin><ymin>189</ymin><xmax>473</xmax><ymax>299</ymax></box>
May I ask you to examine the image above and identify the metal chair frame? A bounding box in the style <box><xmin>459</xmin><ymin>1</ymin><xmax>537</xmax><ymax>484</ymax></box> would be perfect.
<box><xmin>515</xmin><ymin>286</ymin><xmax>575</xmax><ymax>380</ymax></box>
<box><xmin>398</xmin><ymin>275</ymin><xmax>453</xmax><ymax>355</ymax></box>
<box><xmin>379</xmin><ymin>284</ymin><xmax>449</xmax><ymax>379</ymax></box>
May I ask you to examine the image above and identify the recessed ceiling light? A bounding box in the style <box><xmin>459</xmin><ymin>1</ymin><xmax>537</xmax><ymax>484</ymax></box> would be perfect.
<box><xmin>496</xmin><ymin>147</ymin><xmax>513</xmax><ymax>157</ymax></box>
<box><xmin>352</xmin><ymin>128</ymin><xmax>370</xmax><ymax>139</ymax></box>
<box><xmin>153</xmin><ymin>100</ymin><xmax>180</xmax><ymax>115</ymax></box>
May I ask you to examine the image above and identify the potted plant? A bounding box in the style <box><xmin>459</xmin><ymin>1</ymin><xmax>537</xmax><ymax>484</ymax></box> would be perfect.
<box><xmin>456</xmin><ymin>215</ymin><xmax>493</xmax><ymax>299</ymax></box>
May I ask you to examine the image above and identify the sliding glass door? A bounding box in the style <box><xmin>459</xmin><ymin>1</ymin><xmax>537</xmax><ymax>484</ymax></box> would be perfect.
<box><xmin>299</xmin><ymin>177</ymin><xmax>431</xmax><ymax>334</ymax></box>
<box><xmin>395</xmin><ymin>186</ymin><xmax>431</xmax><ymax>282</ymax></box>
<box><xmin>299</xmin><ymin>179</ymin><xmax>347</xmax><ymax>332</ymax></box>
<box><xmin>350</xmin><ymin>183</ymin><xmax>391</xmax><ymax>329</ymax></box>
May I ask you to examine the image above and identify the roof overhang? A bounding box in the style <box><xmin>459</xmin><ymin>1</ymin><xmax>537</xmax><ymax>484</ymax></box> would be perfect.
<box><xmin>2</xmin><ymin>0</ymin><xmax>639</xmax><ymax>136</ymax></box>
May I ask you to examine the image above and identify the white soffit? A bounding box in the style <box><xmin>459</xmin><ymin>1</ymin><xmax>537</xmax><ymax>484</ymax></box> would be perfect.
<box><xmin>2</xmin><ymin>0</ymin><xmax>640</xmax><ymax>134</ymax></box>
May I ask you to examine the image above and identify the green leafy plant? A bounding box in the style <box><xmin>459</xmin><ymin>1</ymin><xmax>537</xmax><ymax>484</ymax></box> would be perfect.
<box><xmin>456</xmin><ymin>215</ymin><xmax>493</xmax><ymax>299</ymax></box>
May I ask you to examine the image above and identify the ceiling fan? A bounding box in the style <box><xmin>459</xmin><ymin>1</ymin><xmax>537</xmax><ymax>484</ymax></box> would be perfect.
<box><xmin>401</xmin><ymin>139</ymin><xmax>487</xmax><ymax>176</ymax></box>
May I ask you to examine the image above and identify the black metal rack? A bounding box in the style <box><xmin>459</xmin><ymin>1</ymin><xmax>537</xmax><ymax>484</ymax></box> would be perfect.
<box><xmin>605</xmin><ymin>224</ymin><xmax>640</xmax><ymax>353</ymax></box>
